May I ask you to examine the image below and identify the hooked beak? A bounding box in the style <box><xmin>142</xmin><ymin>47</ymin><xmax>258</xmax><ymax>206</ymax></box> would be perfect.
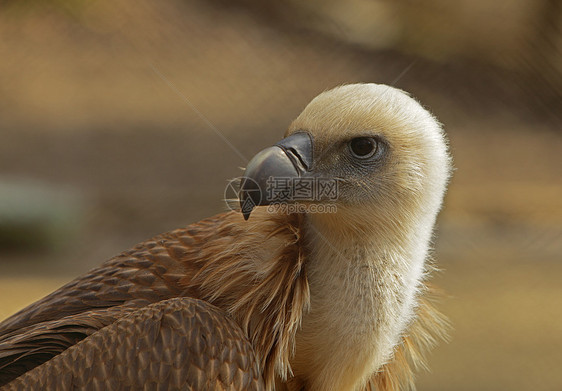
<box><xmin>239</xmin><ymin>132</ymin><xmax>313</xmax><ymax>220</ymax></box>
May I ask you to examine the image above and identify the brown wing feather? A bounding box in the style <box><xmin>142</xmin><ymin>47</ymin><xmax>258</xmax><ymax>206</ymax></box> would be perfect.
<box><xmin>185</xmin><ymin>211</ymin><xmax>310</xmax><ymax>389</ymax></box>
<box><xmin>0</xmin><ymin>304</ymin><xmax>144</xmax><ymax>385</ymax></box>
<box><xmin>1</xmin><ymin>298</ymin><xmax>264</xmax><ymax>390</ymax></box>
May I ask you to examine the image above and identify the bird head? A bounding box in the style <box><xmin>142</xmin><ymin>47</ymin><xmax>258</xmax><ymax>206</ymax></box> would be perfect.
<box><xmin>240</xmin><ymin>83</ymin><xmax>451</xmax><ymax>238</ymax></box>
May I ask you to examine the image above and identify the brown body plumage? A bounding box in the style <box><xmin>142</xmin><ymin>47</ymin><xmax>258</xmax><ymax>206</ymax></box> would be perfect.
<box><xmin>0</xmin><ymin>83</ymin><xmax>451</xmax><ymax>390</ymax></box>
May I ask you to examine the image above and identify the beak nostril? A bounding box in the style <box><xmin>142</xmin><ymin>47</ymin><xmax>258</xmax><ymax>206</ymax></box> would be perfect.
<box><xmin>284</xmin><ymin>147</ymin><xmax>309</xmax><ymax>173</ymax></box>
<box><xmin>275</xmin><ymin>132</ymin><xmax>313</xmax><ymax>173</ymax></box>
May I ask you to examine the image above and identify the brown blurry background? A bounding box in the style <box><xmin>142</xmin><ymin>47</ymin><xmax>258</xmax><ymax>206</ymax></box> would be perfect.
<box><xmin>0</xmin><ymin>0</ymin><xmax>561</xmax><ymax>389</ymax></box>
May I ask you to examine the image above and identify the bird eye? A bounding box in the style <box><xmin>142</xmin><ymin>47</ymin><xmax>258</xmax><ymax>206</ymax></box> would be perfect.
<box><xmin>349</xmin><ymin>137</ymin><xmax>377</xmax><ymax>159</ymax></box>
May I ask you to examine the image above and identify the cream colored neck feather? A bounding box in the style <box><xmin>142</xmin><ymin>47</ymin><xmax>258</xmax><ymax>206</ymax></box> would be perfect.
<box><xmin>290</xmin><ymin>210</ymin><xmax>435</xmax><ymax>391</ymax></box>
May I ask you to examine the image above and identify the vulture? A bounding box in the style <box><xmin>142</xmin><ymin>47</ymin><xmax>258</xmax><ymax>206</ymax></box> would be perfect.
<box><xmin>0</xmin><ymin>83</ymin><xmax>451</xmax><ymax>391</ymax></box>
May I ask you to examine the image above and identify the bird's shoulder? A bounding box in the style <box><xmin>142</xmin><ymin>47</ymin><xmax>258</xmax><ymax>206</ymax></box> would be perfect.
<box><xmin>0</xmin><ymin>211</ymin><xmax>242</xmax><ymax>386</ymax></box>
<box><xmin>0</xmin><ymin>212</ymin><xmax>240</xmax><ymax>335</ymax></box>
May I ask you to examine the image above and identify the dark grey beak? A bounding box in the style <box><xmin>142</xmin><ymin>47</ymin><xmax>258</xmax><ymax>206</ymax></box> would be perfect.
<box><xmin>240</xmin><ymin>132</ymin><xmax>313</xmax><ymax>220</ymax></box>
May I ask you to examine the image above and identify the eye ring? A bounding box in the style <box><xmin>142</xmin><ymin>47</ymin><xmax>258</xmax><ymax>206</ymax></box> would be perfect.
<box><xmin>349</xmin><ymin>137</ymin><xmax>378</xmax><ymax>159</ymax></box>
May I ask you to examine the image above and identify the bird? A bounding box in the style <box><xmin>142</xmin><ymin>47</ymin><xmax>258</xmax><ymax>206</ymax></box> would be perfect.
<box><xmin>0</xmin><ymin>83</ymin><xmax>451</xmax><ymax>391</ymax></box>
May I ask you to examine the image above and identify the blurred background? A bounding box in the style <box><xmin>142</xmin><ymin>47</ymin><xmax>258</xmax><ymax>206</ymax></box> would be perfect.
<box><xmin>0</xmin><ymin>0</ymin><xmax>560</xmax><ymax>389</ymax></box>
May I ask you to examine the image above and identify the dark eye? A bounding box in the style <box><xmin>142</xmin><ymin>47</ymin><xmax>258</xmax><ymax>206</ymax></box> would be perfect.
<box><xmin>349</xmin><ymin>137</ymin><xmax>377</xmax><ymax>159</ymax></box>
